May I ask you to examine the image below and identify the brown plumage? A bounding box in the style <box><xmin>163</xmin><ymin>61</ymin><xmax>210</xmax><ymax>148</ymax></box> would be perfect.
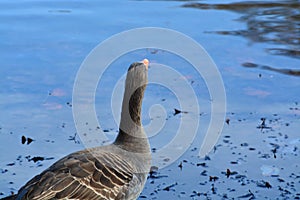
<box><xmin>2</xmin><ymin>59</ymin><xmax>151</xmax><ymax>200</ymax></box>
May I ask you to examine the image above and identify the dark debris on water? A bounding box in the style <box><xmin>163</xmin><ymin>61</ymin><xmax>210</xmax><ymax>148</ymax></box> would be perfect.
<box><xmin>256</xmin><ymin>180</ymin><xmax>272</xmax><ymax>188</ymax></box>
<box><xmin>25</xmin><ymin>156</ymin><xmax>55</xmax><ymax>163</ymax></box>
<box><xmin>21</xmin><ymin>135</ymin><xmax>34</xmax><ymax>145</ymax></box>
<box><xmin>162</xmin><ymin>182</ymin><xmax>177</xmax><ymax>191</ymax></box>
<box><xmin>257</xmin><ymin>118</ymin><xmax>272</xmax><ymax>130</ymax></box>
<box><xmin>68</xmin><ymin>132</ymin><xmax>80</xmax><ymax>144</ymax></box>
<box><xmin>173</xmin><ymin>108</ymin><xmax>188</xmax><ymax>116</ymax></box>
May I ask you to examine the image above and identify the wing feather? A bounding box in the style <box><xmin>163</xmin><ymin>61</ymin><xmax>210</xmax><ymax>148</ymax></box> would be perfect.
<box><xmin>16</xmin><ymin>150</ymin><xmax>136</xmax><ymax>200</ymax></box>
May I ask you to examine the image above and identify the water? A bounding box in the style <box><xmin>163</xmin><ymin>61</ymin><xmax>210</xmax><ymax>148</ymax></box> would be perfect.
<box><xmin>0</xmin><ymin>0</ymin><xmax>299</xmax><ymax>199</ymax></box>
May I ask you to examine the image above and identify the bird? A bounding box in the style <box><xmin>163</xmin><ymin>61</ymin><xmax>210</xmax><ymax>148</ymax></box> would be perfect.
<box><xmin>1</xmin><ymin>59</ymin><xmax>151</xmax><ymax>200</ymax></box>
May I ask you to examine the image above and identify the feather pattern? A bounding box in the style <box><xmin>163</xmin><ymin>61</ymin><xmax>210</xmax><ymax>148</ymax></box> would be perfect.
<box><xmin>18</xmin><ymin>150</ymin><xmax>138</xmax><ymax>199</ymax></box>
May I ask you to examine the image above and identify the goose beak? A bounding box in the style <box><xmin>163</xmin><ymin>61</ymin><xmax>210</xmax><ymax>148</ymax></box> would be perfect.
<box><xmin>142</xmin><ymin>59</ymin><xmax>149</xmax><ymax>70</ymax></box>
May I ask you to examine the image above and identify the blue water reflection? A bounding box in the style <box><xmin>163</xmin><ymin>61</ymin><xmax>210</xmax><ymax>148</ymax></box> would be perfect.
<box><xmin>0</xmin><ymin>0</ymin><xmax>299</xmax><ymax>199</ymax></box>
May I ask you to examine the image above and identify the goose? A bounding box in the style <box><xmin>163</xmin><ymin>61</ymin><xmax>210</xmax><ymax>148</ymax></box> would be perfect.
<box><xmin>1</xmin><ymin>59</ymin><xmax>151</xmax><ymax>200</ymax></box>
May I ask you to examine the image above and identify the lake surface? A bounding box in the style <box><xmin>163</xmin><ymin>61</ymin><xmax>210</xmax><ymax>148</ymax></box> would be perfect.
<box><xmin>0</xmin><ymin>0</ymin><xmax>299</xmax><ymax>199</ymax></box>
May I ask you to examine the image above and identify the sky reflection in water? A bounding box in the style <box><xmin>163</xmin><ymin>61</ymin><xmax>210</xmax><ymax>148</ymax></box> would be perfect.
<box><xmin>0</xmin><ymin>0</ymin><xmax>299</xmax><ymax>199</ymax></box>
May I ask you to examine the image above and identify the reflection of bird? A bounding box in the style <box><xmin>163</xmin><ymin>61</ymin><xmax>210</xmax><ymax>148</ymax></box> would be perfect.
<box><xmin>2</xmin><ymin>59</ymin><xmax>151</xmax><ymax>200</ymax></box>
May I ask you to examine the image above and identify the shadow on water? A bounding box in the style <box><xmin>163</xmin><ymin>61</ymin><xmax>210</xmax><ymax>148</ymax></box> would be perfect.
<box><xmin>183</xmin><ymin>0</ymin><xmax>300</xmax><ymax>58</ymax></box>
<box><xmin>242</xmin><ymin>62</ymin><xmax>300</xmax><ymax>76</ymax></box>
<box><xmin>182</xmin><ymin>1</ymin><xmax>300</xmax><ymax>58</ymax></box>
<box><xmin>182</xmin><ymin>1</ymin><xmax>300</xmax><ymax>76</ymax></box>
